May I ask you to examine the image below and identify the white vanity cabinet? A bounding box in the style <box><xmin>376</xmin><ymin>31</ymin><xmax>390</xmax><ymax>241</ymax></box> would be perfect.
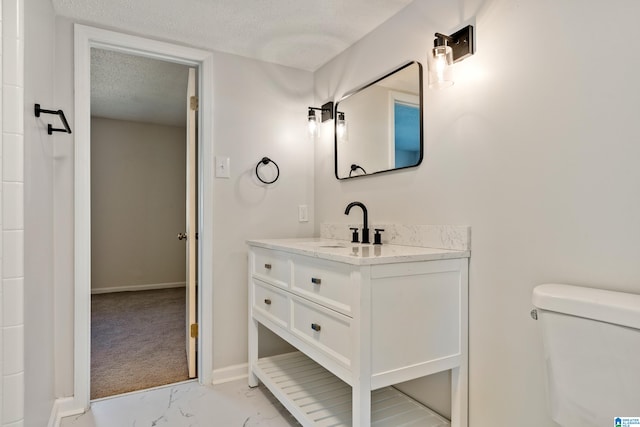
<box><xmin>248</xmin><ymin>239</ymin><xmax>469</xmax><ymax>427</ymax></box>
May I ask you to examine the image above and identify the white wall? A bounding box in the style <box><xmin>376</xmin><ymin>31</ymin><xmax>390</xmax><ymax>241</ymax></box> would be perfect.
<box><xmin>53</xmin><ymin>17</ymin><xmax>75</xmax><ymax>399</ymax></box>
<box><xmin>210</xmin><ymin>51</ymin><xmax>315</xmax><ymax>368</ymax></box>
<box><xmin>314</xmin><ymin>0</ymin><xmax>640</xmax><ymax>425</ymax></box>
<box><xmin>91</xmin><ymin>118</ymin><xmax>186</xmax><ymax>293</ymax></box>
<box><xmin>51</xmin><ymin>18</ymin><xmax>315</xmax><ymax>395</ymax></box>
<box><xmin>21</xmin><ymin>0</ymin><xmax>59</xmax><ymax>425</ymax></box>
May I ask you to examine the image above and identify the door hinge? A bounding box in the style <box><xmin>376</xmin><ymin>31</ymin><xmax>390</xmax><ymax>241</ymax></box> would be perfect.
<box><xmin>190</xmin><ymin>323</ymin><xmax>199</xmax><ymax>338</ymax></box>
<box><xmin>190</xmin><ymin>96</ymin><xmax>199</xmax><ymax>111</ymax></box>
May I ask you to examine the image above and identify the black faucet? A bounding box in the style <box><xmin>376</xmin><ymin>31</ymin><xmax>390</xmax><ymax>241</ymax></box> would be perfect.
<box><xmin>344</xmin><ymin>201</ymin><xmax>369</xmax><ymax>244</ymax></box>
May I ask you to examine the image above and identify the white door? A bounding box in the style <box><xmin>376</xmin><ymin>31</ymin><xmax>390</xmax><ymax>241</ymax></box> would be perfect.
<box><xmin>186</xmin><ymin>67</ymin><xmax>197</xmax><ymax>378</ymax></box>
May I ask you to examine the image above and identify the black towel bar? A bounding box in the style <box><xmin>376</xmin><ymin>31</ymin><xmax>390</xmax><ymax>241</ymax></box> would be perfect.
<box><xmin>34</xmin><ymin>104</ymin><xmax>72</xmax><ymax>135</ymax></box>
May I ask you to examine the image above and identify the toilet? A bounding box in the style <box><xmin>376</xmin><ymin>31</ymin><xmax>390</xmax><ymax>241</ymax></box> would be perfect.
<box><xmin>532</xmin><ymin>283</ymin><xmax>640</xmax><ymax>427</ymax></box>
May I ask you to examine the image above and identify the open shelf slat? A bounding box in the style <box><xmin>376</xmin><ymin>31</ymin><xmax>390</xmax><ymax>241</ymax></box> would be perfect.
<box><xmin>255</xmin><ymin>352</ymin><xmax>450</xmax><ymax>427</ymax></box>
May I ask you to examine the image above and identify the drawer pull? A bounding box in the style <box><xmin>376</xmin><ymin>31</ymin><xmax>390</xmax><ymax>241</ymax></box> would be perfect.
<box><xmin>264</xmin><ymin>263</ymin><xmax>272</xmax><ymax>270</ymax></box>
<box><xmin>311</xmin><ymin>277</ymin><xmax>322</xmax><ymax>285</ymax></box>
<box><xmin>264</xmin><ymin>298</ymin><xmax>272</xmax><ymax>305</ymax></box>
<box><xmin>311</xmin><ymin>323</ymin><xmax>322</xmax><ymax>332</ymax></box>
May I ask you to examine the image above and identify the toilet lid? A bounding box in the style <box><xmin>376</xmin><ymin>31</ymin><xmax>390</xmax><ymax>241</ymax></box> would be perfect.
<box><xmin>533</xmin><ymin>283</ymin><xmax>640</xmax><ymax>330</ymax></box>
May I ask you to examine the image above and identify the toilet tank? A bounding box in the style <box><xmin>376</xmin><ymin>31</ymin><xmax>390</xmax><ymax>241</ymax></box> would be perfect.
<box><xmin>532</xmin><ymin>284</ymin><xmax>640</xmax><ymax>427</ymax></box>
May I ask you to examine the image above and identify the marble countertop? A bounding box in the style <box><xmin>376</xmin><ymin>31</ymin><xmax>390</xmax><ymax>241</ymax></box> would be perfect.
<box><xmin>247</xmin><ymin>237</ymin><xmax>470</xmax><ymax>266</ymax></box>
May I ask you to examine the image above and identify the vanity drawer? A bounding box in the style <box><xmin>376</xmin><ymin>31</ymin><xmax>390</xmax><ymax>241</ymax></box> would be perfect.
<box><xmin>292</xmin><ymin>256</ymin><xmax>353</xmax><ymax>316</ymax></box>
<box><xmin>291</xmin><ymin>297</ymin><xmax>352</xmax><ymax>367</ymax></box>
<box><xmin>251</xmin><ymin>247</ymin><xmax>290</xmax><ymax>289</ymax></box>
<box><xmin>253</xmin><ymin>280</ymin><xmax>289</xmax><ymax>328</ymax></box>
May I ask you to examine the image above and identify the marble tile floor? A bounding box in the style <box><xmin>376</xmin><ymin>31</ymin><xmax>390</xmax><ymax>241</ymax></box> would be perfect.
<box><xmin>61</xmin><ymin>378</ymin><xmax>301</xmax><ymax>427</ymax></box>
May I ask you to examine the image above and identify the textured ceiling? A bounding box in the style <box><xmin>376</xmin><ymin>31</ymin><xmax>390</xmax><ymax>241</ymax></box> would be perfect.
<box><xmin>53</xmin><ymin>0</ymin><xmax>414</xmax><ymax>72</ymax></box>
<box><xmin>72</xmin><ymin>0</ymin><xmax>415</xmax><ymax>126</ymax></box>
<box><xmin>91</xmin><ymin>49</ymin><xmax>191</xmax><ymax>126</ymax></box>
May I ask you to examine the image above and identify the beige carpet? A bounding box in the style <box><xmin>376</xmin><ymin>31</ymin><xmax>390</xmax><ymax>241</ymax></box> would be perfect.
<box><xmin>91</xmin><ymin>288</ymin><xmax>190</xmax><ymax>399</ymax></box>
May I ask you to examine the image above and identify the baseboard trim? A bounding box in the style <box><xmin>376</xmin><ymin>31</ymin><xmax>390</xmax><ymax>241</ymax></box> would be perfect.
<box><xmin>91</xmin><ymin>282</ymin><xmax>186</xmax><ymax>294</ymax></box>
<box><xmin>48</xmin><ymin>397</ymin><xmax>85</xmax><ymax>427</ymax></box>
<box><xmin>212</xmin><ymin>363</ymin><xmax>248</xmax><ymax>385</ymax></box>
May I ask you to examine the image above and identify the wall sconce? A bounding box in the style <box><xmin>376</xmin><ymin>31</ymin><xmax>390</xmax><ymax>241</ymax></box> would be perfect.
<box><xmin>428</xmin><ymin>25</ymin><xmax>474</xmax><ymax>89</ymax></box>
<box><xmin>308</xmin><ymin>101</ymin><xmax>334</xmax><ymax>138</ymax></box>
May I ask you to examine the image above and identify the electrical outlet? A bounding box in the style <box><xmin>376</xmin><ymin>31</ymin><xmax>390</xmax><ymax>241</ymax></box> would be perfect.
<box><xmin>298</xmin><ymin>205</ymin><xmax>309</xmax><ymax>222</ymax></box>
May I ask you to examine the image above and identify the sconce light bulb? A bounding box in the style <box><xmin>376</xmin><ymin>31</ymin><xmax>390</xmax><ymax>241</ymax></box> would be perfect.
<box><xmin>435</xmin><ymin>53</ymin><xmax>447</xmax><ymax>76</ymax></box>
<box><xmin>336</xmin><ymin>112</ymin><xmax>347</xmax><ymax>141</ymax></box>
<box><xmin>428</xmin><ymin>44</ymin><xmax>454</xmax><ymax>89</ymax></box>
<box><xmin>308</xmin><ymin>109</ymin><xmax>319</xmax><ymax>138</ymax></box>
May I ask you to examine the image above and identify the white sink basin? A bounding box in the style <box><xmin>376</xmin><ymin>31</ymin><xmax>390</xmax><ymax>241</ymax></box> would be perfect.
<box><xmin>298</xmin><ymin>240</ymin><xmax>348</xmax><ymax>249</ymax></box>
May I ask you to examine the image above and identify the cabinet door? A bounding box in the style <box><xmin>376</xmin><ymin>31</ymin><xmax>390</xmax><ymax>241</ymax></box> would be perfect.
<box><xmin>370</xmin><ymin>259</ymin><xmax>465</xmax><ymax>386</ymax></box>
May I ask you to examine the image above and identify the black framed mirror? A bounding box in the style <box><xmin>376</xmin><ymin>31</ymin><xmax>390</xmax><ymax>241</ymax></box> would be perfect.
<box><xmin>334</xmin><ymin>61</ymin><xmax>423</xmax><ymax>179</ymax></box>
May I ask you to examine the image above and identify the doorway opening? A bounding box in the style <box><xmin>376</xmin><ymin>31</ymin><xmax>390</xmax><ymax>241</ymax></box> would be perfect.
<box><xmin>89</xmin><ymin>49</ymin><xmax>197</xmax><ymax>399</ymax></box>
<box><xmin>74</xmin><ymin>24</ymin><xmax>214</xmax><ymax>411</ymax></box>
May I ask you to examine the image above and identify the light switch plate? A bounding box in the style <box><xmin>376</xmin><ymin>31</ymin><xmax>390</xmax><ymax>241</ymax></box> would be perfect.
<box><xmin>215</xmin><ymin>156</ymin><xmax>230</xmax><ymax>178</ymax></box>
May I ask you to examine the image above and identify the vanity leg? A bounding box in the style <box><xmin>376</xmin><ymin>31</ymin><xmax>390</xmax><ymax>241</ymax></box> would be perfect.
<box><xmin>248</xmin><ymin>317</ymin><xmax>259</xmax><ymax>387</ymax></box>
<box><xmin>352</xmin><ymin>383</ymin><xmax>371</xmax><ymax>426</ymax></box>
<box><xmin>452</xmin><ymin>259</ymin><xmax>469</xmax><ymax>427</ymax></box>
<box><xmin>248</xmin><ymin>258</ymin><xmax>260</xmax><ymax>389</ymax></box>
<box><xmin>451</xmin><ymin>366</ymin><xmax>468</xmax><ymax>427</ymax></box>
<box><xmin>352</xmin><ymin>268</ymin><xmax>372</xmax><ymax>425</ymax></box>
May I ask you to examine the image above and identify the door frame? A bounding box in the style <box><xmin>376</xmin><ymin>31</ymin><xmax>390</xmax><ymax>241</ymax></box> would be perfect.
<box><xmin>73</xmin><ymin>24</ymin><xmax>214</xmax><ymax>411</ymax></box>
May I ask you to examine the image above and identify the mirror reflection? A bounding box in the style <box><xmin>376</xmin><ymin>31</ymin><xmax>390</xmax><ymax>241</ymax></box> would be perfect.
<box><xmin>335</xmin><ymin>61</ymin><xmax>423</xmax><ymax>179</ymax></box>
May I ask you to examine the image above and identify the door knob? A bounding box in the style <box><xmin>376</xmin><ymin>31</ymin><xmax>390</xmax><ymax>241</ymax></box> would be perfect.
<box><xmin>177</xmin><ymin>233</ymin><xmax>187</xmax><ymax>241</ymax></box>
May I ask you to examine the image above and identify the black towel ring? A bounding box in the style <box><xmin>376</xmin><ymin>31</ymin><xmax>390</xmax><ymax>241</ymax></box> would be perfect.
<box><xmin>349</xmin><ymin>164</ymin><xmax>367</xmax><ymax>177</ymax></box>
<box><xmin>256</xmin><ymin>157</ymin><xmax>280</xmax><ymax>184</ymax></box>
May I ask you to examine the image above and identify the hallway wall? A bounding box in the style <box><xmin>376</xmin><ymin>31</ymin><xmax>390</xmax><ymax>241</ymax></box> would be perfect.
<box><xmin>90</xmin><ymin>118</ymin><xmax>187</xmax><ymax>293</ymax></box>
